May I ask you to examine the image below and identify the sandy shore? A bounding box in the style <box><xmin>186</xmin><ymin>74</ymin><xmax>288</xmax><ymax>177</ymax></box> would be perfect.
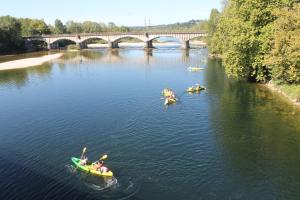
<box><xmin>0</xmin><ymin>53</ymin><xmax>63</xmax><ymax>71</ymax></box>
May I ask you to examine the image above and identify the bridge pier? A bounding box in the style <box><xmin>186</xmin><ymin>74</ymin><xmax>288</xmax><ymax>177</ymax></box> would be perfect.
<box><xmin>76</xmin><ymin>42</ymin><xmax>87</xmax><ymax>49</ymax></box>
<box><xmin>108</xmin><ymin>41</ymin><xmax>119</xmax><ymax>48</ymax></box>
<box><xmin>79</xmin><ymin>42</ymin><xmax>88</xmax><ymax>49</ymax></box>
<box><xmin>182</xmin><ymin>41</ymin><xmax>190</xmax><ymax>49</ymax></box>
<box><xmin>144</xmin><ymin>40</ymin><xmax>153</xmax><ymax>49</ymax></box>
<box><xmin>47</xmin><ymin>43</ymin><xmax>52</xmax><ymax>50</ymax></box>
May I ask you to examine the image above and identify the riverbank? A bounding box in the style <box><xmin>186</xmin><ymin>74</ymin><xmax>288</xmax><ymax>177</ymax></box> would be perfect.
<box><xmin>209</xmin><ymin>55</ymin><xmax>300</xmax><ymax>107</ymax></box>
<box><xmin>208</xmin><ymin>53</ymin><xmax>222</xmax><ymax>59</ymax></box>
<box><xmin>265</xmin><ymin>82</ymin><xmax>300</xmax><ymax>107</ymax></box>
<box><xmin>0</xmin><ymin>53</ymin><xmax>63</xmax><ymax>70</ymax></box>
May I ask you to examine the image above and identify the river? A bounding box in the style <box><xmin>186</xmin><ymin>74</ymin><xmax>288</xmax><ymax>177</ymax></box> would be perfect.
<box><xmin>0</xmin><ymin>48</ymin><xmax>300</xmax><ymax>200</ymax></box>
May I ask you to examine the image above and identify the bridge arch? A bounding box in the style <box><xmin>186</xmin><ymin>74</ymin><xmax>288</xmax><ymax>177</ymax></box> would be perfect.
<box><xmin>81</xmin><ymin>36</ymin><xmax>108</xmax><ymax>43</ymax></box>
<box><xmin>49</xmin><ymin>38</ymin><xmax>77</xmax><ymax>49</ymax></box>
<box><xmin>148</xmin><ymin>35</ymin><xmax>185</xmax><ymax>43</ymax></box>
<box><xmin>25</xmin><ymin>39</ymin><xmax>48</xmax><ymax>51</ymax></box>
<box><xmin>50</xmin><ymin>38</ymin><xmax>78</xmax><ymax>45</ymax></box>
<box><xmin>111</xmin><ymin>35</ymin><xmax>147</xmax><ymax>43</ymax></box>
<box><xmin>148</xmin><ymin>35</ymin><xmax>188</xmax><ymax>48</ymax></box>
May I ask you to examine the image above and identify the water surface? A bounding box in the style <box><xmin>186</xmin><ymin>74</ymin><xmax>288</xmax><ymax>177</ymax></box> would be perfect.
<box><xmin>0</xmin><ymin>48</ymin><xmax>300</xmax><ymax>200</ymax></box>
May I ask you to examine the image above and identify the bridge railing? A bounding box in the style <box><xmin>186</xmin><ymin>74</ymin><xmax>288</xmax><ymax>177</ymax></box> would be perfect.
<box><xmin>24</xmin><ymin>32</ymin><xmax>207</xmax><ymax>39</ymax></box>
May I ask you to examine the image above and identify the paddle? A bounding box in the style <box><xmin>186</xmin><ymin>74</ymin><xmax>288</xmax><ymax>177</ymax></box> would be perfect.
<box><xmin>100</xmin><ymin>154</ymin><xmax>108</xmax><ymax>161</ymax></box>
<box><xmin>75</xmin><ymin>147</ymin><xmax>87</xmax><ymax>170</ymax></box>
<box><xmin>91</xmin><ymin>154</ymin><xmax>108</xmax><ymax>166</ymax></box>
<box><xmin>97</xmin><ymin>155</ymin><xmax>108</xmax><ymax>163</ymax></box>
<box><xmin>80</xmin><ymin>147</ymin><xmax>87</xmax><ymax>160</ymax></box>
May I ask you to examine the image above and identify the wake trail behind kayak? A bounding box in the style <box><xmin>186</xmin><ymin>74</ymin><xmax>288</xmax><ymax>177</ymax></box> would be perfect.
<box><xmin>66</xmin><ymin>164</ymin><xmax>141</xmax><ymax>199</ymax></box>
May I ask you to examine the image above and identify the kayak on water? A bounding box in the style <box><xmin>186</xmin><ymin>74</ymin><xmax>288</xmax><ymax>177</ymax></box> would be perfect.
<box><xmin>187</xmin><ymin>67</ymin><xmax>205</xmax><ymax>71</ymax></box>
<box><xmin>164</xmin><ymin>97</ymin><xmax>177</xmax><ymax>105</ymax></box>
<box><xmin>71</xmin><ymin>157</ymin><xmax>114</xmax><ymax>177</ymax></box>
<box><xmin>186</xmin><ymin>84</ymin><xmax>206</xmax><ymax>93</ymax></box>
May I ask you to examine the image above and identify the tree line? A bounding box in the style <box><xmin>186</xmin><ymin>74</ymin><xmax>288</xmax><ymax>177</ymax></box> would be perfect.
<box><xmin>0</xmin><ymin>16</ymin><xmax>130</xmax><ymax>54</ymax></box>
<box><xmin>131</xmin><ymin>20</ymin><xmax>208</xmax><ymax>32</ymax></box>
<box><xmin>207</xmin><ymin>0</ymin><xmax>300</xmax><ymax>84</ymax></box>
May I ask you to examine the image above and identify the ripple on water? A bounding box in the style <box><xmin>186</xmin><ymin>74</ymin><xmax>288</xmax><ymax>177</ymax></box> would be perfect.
<box><xmin>1</xmin><ymin>49</ymin><xmax>300</xmax><ymax>200</ymax></box>
<box><xmin>65</xmin><ymin>164</ymin><xmax>142</xmax><ymax>200</ymax></box>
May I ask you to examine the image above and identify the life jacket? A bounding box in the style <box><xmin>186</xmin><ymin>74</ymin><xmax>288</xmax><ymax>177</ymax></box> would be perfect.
<box><xmin>100</xmin><ymin>166</ymin><xmax>108</xmax><ymax>173</ymax></box>
<box><xmin>80</xmin><ymin>157</ymin><xmax>88</xmax><ymax>165</ymax></box>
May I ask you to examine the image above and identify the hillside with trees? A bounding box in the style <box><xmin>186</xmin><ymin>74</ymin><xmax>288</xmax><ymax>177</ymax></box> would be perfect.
<box><xmin>130</xmin><ymin>20</ymin><xmax>208</xmax><ymax>32</ymax></box>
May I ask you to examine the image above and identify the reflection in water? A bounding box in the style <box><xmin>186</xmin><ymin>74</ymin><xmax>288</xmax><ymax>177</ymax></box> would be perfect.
<box><xmin>206</xmin><ymin>59</ymin><xmax>300</xmax><ymax>198</ymax></box>
<box><xmin>0</xmin><ymin>63</ymin><xmax>52</xmax><ymax>88</ymax></box>
<box><xmin>144</xmin><ymin>49</ymin><xmax>153</xmax><ymax>64</ymax></box>
<box><xmin>1</xmin><ymin>49</ymin><xmax>300</xmax><ymax>200</ymax></box>
<box><xmin>182</xmin><ymin>50</ymin><xmax>190</xmax><ymax>63</ymax></box>
<box><xmin>0</xmin><ymin>49</ymin><xmax>194</xmax><ymax>88</ymax></box>
<box><xmin>0</xmin><ymin>70</ymin><xmax>28</xmax><ymax>88</ymax></box>
<box><xmin>56</xmin><ymin>49</ymin><xmax>193</xmax><ymax>65</ymax></box>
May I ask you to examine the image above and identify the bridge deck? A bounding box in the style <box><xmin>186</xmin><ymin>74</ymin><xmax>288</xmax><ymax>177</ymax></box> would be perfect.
<box><xmin>25</xmin><ymin>32</ymin><xmax>207</xmax><ymax>49</ymax></box>
<box><xmin>25</xmin><ymin>32</ymin><xmax>206</xmax><ymax>38</ymax></box>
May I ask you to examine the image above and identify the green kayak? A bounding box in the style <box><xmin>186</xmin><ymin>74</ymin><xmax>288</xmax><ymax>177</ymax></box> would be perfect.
<box><xmin>71</xmin><ymin>157</ymin><xmax>113</xmax><ymax>177</ymax></box>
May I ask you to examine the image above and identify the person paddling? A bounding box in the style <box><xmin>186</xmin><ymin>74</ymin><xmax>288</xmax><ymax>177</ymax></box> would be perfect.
<box><xmin>80</xmin><ymin>156</ymin><xmax>88</xmax><ymax>165</ymax></box>
<box><xmin>79</xmin><ymin>147</ymin><xmax>89</xmax><ymax>165</ymax></box>
<box><xmin>91</xmin><ymin>160</ymin><xmax>108</xmax><ymax>172</ymax></box>
<box><xmin>99</xmin><ymin>160</ymin><xmax>109</xmax><ymax>173</ymax></box>
<box><xmin>91</xmin><ymin>161</ymin><xmax>101</xmax><ymax>170</ymax></box>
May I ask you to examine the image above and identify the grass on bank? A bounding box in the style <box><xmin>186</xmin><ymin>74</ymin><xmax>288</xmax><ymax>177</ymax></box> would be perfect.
<box><xmin>272</xmin><ymin>81</ymin><xmax>300</xmax><ymax>101</ymax></box>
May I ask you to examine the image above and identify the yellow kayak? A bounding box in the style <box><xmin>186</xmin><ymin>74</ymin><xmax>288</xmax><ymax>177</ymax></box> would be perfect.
<box><xmin>187</xmin><ymin>87</ymin><xmax>195</xmax><ymax>93</ymax></box>
<box><xmin>186</xmin><ymin>85</ymin><xmax>206</xmax><ymax>93</ymax></box>
<box><xmin>71</xmin><ymin>157</ymin><xmax>113</xmax><ymax>177</ymax></box>
<box><xmin>164</xmin><ymin>97</ymin><xmax>177</xmax><ymax>105</ymax></box>
<box><xmin>188</xmin><ymin>67</ymin><xmax>205</xmax><ymax>71</ymax></box>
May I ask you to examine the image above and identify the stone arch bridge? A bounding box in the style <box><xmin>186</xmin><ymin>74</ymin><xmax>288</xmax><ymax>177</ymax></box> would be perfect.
<box><xmin>25</xmin><ymin>32</ymin><xmax>207</xmax><ymax>49</ymax></box>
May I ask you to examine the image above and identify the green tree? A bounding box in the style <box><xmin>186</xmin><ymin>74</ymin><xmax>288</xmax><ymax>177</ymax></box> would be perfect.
<box><xmin>120</xmin><ymin>26</ymin><xmax>130</xmax><ymax>32</ymax></box>
<box><xmin>19</xmin><ymin>18</ymin><xmax>33</xmax><ymax>36</ymax></box>
<box><xmin>108</xmin><ymin>22</ymin><xmax>116</xmax><ymax>29</ymax></box>
<box><xmin>19</xmin><ymin>18</ymin><xmax>50</xmax><ymax>36</ymax></box>
<box><xmin>82</xmin><ymin>21</ymin><xmax>102</xmax><ymax>33</ymax></box>
<box><xmin>210</xmin><ymin>0</ymin><xmax>298</xmax><ymax>82</ymax></box>
<box><xmin>30</xmin><ymin>19</ymin><xmax>50</xmax><ymax>35</ymax></box>
<box><xmin>0</xmin><ymin>16</ymin><xmax>24</xmax><ymax>53</ymax></box>
<box><xmin>191</xmin><ymin>20</ymin><xmax>208</xmax><ymax>32</ymax></box>
<box><xmin>207</xmin><ymin>9</ymin><xmax>221</xmax><ymax>36</ymax></box>
<box><xmin>265</xmin><ymin>4</ymin><xmax>300</xmax><ymax>84</ymax></box>
<box><xmin>54</xmin><ymin>19</ymin><xmax>66</xmax><ymax>34</ymax></box>
<box><xmin>65</xmin><ymin>20</ymin><xmax>82</xmax><ymax>33</ymax></box>
<box><xmin>207</xmin><ymin>9</ymin><xmax>221</xmax><ymax>52</ymax></box>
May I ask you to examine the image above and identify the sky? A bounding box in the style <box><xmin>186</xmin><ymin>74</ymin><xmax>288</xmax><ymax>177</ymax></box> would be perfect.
<box><xmin>0</xmin><ymin>0</ymin><xmax>222</xmax><ymax>26</ymax></box>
